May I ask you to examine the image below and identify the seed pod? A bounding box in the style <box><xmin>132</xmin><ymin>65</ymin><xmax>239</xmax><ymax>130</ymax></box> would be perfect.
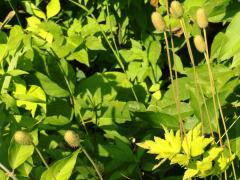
<box><xmin>151</xmin><ymin>12</ymin><xmax>166</xmax><ymax>33</ymax></box>
<box><xmin>14</xmin><ymin>131</ymin><xmax>33</xmax><ymax>145</ymax></box>
<box><xmin>150</xmin><ymin>0</ymin><xmax>158</xmax><ymax>8</ymax></box>
<box><xmin>194</xmin><ymin>35</ymin><xmax>206</xmax><ymax>53</ymax></box>
<box><xmin>64</xmin><ymin>130</ymin><xmax>80</xmax><ymax>148</ymax></box>
<box><xmin>170</xmin><ymin>1</ymin><xmax>184</xmax><ymax>19</ymax></box>
<box><xmin>196</xmin><ymin>8</ymin><xmax>208</xmax><ymax>29</ymax></box>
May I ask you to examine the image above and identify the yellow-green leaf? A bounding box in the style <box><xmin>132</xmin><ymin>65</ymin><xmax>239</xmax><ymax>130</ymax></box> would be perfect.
<box><xmin>46</xmin><ymin>0</ymin><xmax>61</xmax><ymax>19</ymax></box>
<box><xmin>31</xmin><ymin>3</ymin><xmax>46</xmax><ymax>20</ymax></box>
<box><xmin>183</xmin><ymin>168</ymin><xmax>198</xmax><ymax>180</ymax></box>
<box><xmin>170</xmin><ymin>154</ymin><xmax>189</xmax><ymax>166</ymax></box>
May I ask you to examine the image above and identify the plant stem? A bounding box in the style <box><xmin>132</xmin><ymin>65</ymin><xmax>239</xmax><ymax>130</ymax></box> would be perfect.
<box><xmin>81</xmin><ymin>146</ymin><xmax>103</xmax><ymax>180</ymax></box>
<box><xmin>164</xmin><ymin>32</ymin><xmax>184</xmax><ymax>133</ymax></box>
<box><xmin>164</xmin><ymin>0</ymin><xmax>185</xmax><ymax>137</ymax></box>
<box><xmin>33</xmin><ymin>145</ymin><xmax>56</xmax><ymax>180</ymax></box>
<box><xmin>179</xmin><ymin>18</ymin><xmax>215</xmax><ymax>138</ymax></box>
<box><xmin>7</xmin><ymin>0</ymin><xmax>23</xmax><ymax>29</ymax></box>
<box><xmin>203</xmin><ymin>29</ymin><xmax>237</xmax><ymax>179</ymax></box>
<box><xmin>0</xmin><ymin>162</ymin><xmax>17</xmax><ymax>180</ymax></box>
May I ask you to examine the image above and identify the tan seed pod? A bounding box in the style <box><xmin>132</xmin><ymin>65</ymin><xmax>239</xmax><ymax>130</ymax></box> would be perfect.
<box><xmin>170</xmin><ymin>1</ymin><xmax>184</xmax><ymax>19</ymax></box>
<box><xmin>194</xmin><ymin>35</ymin><xmax>206</xmax><ymax>53</ymax></box>
<box><xmin>151</xmin><ymin>12</ymin><xmax>166</xmax><ymax>33</ymax></box>
<box><xmin>64</xmin><ymin>130</ymin><xmax>80</xmax><ymax>148</ymax></box>
<box><xmin>196</xmin><ymin>8</ymin><xmax>208</xmax><ymax>29</ymax></box>
<box><xmin>14</xmin><ymin>131</ymin><xmax>33</xmax><ymax>145</ymax></box>
<box><xmin>150</xmin><ymin>0</ymin><xmax>158</xmax><ymax>8</ymax></box>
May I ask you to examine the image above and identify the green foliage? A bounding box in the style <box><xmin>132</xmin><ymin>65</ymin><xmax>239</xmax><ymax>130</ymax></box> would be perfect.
<box><xmin>0</xmin><ymin>0</ymin><xmax>239</xmax><ymax>179</ymax></box>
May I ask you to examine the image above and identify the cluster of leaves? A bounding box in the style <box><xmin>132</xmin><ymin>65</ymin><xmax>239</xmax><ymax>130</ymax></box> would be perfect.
<box><xmin>0</xmin><ymin>0</ymin><xmax>239</xmax><ymax>179</ymax></box>
<box><xmin>138</xmin><ymin>123</ymin><xmax>235</xmax><ymax>179</ymax></box>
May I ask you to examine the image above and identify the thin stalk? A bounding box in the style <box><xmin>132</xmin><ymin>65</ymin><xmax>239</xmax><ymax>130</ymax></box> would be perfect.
<box><xmin>217</xmin><ymin>116</ymin><xmax>240</xmax><ymax>144</ymax></box>
<box><xmin>106</xmin><ymin>2</ymin><xmax>120</xmax><ymax>57</ymax></box>
<box><xmin>34</xmin><ymin>145</ymin><xmax>56</xmax><ymax>180</ymax></box>
<box><xmin>0</xmin><ymin>162</ymin><xmax>17</xmax><ymax>180</ymax></box>
<box><xmin>199</xmin><ymin>84</ymin><xmax>214</xmax><ymax>137</ymax></box>
<box><xmin>69</xmin><ymin>0</ymin><xmax>138</xmax><ymax>101</ymax></box>
<box><xmin>7</xmin><ymin>0</ymin><xmax>23</xmax><ymax>29</ymax></box>
<box><xmin>179</xmin><ymin>18</ymin><xmax>215</xmax><ymax>138</ymax></box>
<box><xmin>203</xmin><ymin>30</ymin><xmax>237</xmax><ymax>179</ymax></box>
<box><xmin>165</xmin><ymin>0</ymin><xmax>185</xmax><ymax>136</ymax></box>
<box><xmin>81</xmin><ymin>146</ymin><xmax>103</xmax><ymax>180</ymax></box>
<box><xmin>164</xmin><ymin>32</ymin><xmax>185</xmax><ymax>137</ymax></box>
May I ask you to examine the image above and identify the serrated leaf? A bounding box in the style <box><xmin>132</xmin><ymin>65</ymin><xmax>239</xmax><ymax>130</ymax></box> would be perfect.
<box><xmin>137</xmin><ymin>127</ymin><xmax>181</xmax><ymax>164</ymax></box>
<box><xmin>46</xmin><ymin>0</ymin><xmax>61</xmax><ymax>19</ymax></box>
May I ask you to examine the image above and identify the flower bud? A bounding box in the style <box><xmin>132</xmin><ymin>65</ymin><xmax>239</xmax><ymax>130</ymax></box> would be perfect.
<box><xmin>196</xmin><ymin>8</ymin><xmax>208</xmax><ymax>29</ymax></box>
<box><xmin>170</xmin><ymin>1</ymin><xmax>184</xmax><ymax>18</ymax></box>
<box><xmin>151</xmin><ymin>12</ymin><xmax>166</xmax><ymax>33</ymax></box>
<box><xmin>194</xmin><ymin>35</ymin><xmax>206</xmax><ymax>53</ymax></box>
<box><xmin>150</xmin><ymin>0</ymin><xmax>158</xmax><ymax>8</ymax></box>
<box><xmin>64</xmin><ymin>130</ymin><xmax>80</xmax><ymax>148</ymax></box>
<box><xmin>14</xmin><ymin>131</ymin><xmax>33</xmax><ymax>145</ymax></box>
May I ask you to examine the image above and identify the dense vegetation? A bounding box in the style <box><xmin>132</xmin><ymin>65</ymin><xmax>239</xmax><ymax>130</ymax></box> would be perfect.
<box><xmin>0</xmin><ymin>0</ymin><xmax>240</xmax><ymax>179</ymax></box>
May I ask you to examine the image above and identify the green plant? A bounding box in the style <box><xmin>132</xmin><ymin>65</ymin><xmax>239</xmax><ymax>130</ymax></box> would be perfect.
<box><xmin>0</xmin><ymin>0</ymin><xmax>239</xmax><ymax>179</ymax></box>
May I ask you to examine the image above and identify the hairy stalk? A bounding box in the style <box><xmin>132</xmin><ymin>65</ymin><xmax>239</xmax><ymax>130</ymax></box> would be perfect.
<box><xmin>0</xmin><ymin>162</ymin><xmax>17</xmax><ymax>180</ymax></box>
<box><xmin>179</xmin><ymin>19</ymin><xmax>216</xmax><ymax>138</ymax></box>
<box><xmin>69</xmin><ymin>0</ymin><xmax>139</xmax><ymax>101</ymax></box>
<box><xmin>203</xmin><ymin>29</ymin><xmax>237</xmax><ymax>179</ymax></box>
<box><xmin>81</xmin><ymin>146</ymin><xmax>103</xmax><ymax>180</ymax></box>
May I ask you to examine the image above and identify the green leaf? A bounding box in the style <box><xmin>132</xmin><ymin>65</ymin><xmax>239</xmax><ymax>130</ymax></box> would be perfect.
<box><xmin>40</xmin><ymin>149</ymin><xmax>80</xmax><ymax>180</ymax></box>
<box><xmin>85</xmin><ymin>36</ymin><xmax>106</xmax><ymax>50</ymax></box>
<box><xmin>148</xmin><ymin>40</ymin><xmax>161</xmax><ymax>65</ymax></box>
<box><xmin>35</xmin><ymin>72</ymin><xmax>70</xmax><ymax>97</ymax></box>
<box><xmin>46</xmin><ymin>0</ymin><xmax>61</xmax><ymax>19</ymax></box>
<box><xmin>68</xmin><ymin>49</ymin><xmax>89</xmax><ymax>67</ymax></box>
<box><xmin>44</xmin><ymin>98</ymin><xmax>73</xmax><ymax>125</ymax></box>
<box><xmin>133</xmin><ymin>112</ymin><xmax>179</xmax><ymax>130</ymax></box>
<box><xmin>218</xmin><ymin>12</ymin><xmax>240</xmax><ymax>61</ymax></box>
<box><xmin>30</xmin><ymin>3</ymin><xmax>46</xmax><ymax>20</ymax></box>
<box><xmin>8</xmin><ymin>138</ymin><xmax>34</xmax><ymax>169</ymax></box>
<box><xmin>0</xmin><ymin>169</ymin><xmax>8</xmax><ymax>180</ymax></box>
<box><xmin>15</xmin><ymin>85</ymin><xmax>46</xmax><ymax>117</ymax></box>
<box><xmin>17</xmin><ymin>157</ymin><xmax>33</xmax><ymax>177</ymax></box>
